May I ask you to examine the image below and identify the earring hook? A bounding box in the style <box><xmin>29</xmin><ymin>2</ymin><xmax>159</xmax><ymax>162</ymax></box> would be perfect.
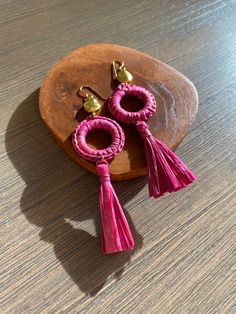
<box><xmin>79</xmin><ymin>85</ymin><xmax>106</xmax><ymax>101</ymax></box>
<box><xmin>112</xmin><ymin>61</ymin><xmax>125</xmax><ymax>80</ymax></box>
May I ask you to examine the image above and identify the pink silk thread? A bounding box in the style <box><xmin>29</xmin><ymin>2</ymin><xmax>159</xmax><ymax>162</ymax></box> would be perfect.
<box><xmin>108</xmin><ymin>83</ymin><xmax>196</xmax><ymax>198</ymax></box>
<box><xmin>72</xmin><ymin>116</ymin><xmax>134</xmax><ymax>254</ymax></box>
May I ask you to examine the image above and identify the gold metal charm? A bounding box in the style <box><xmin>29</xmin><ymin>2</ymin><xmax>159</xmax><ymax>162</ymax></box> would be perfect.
<box><xmin>83</xmin><ymin>95</ymin><xmax>101</xmax><ymax>113</ymax></box>
<box><xmin>112</xmin><ymin>61</ymin><xmax>133</xmax><ymax>83</ymax></box>
<box><xmin>79</xmin><ymin>86</ymin><xmax>106</xmax><ymax>114</ymax></box>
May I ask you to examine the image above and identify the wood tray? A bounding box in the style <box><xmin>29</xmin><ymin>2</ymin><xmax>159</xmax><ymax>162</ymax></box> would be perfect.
<box><xmin>39</xmin><ymin>44</ymin><xmax>198</xmax><ymax>180</ymax></box>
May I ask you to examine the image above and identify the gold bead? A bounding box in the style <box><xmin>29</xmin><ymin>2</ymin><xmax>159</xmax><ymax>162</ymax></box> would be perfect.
<box><xmin>84</xmin><ymin>97</ymin><xmax>101</xmax><ymax>113</ymax></box>
<box><xmin>117</xmin><ymin>68</ymin><xmax>133</xmax><ymax>83</ymax></box>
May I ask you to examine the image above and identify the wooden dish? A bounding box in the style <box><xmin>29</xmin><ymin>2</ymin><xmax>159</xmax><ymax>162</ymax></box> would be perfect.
<box><xmin>39</xmin><ymin>44</ymin><xmax>198</xmax><ymax>180</ymax></box>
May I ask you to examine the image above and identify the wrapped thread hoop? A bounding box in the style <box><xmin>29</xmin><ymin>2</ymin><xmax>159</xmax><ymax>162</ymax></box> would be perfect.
<box><xmin>72</xmin><ymin>116</ymin><xmax>125</xmax><ymax>162</ymax></box>
<box><xmin>108</xmin><ymin>83</ymin><xmax>156</xmax><ymax>124</ymax></box>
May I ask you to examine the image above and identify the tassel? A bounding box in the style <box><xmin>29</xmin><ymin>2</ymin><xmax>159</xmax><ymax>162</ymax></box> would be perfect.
<box><xmin>96</xmin><ymin>160</ymin><xmax>134</xmax><ymax>254</ymax></box>
<box><xmin>136</xmin><ymin>121</ymin><xmax>196</xmax><ymax>198</ymax></box>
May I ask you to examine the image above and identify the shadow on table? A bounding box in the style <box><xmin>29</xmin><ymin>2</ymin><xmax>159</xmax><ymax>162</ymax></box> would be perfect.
<box><xmin>5</xmin><ymin>89</ymin><xmax>144</xmax><ymax>296</ymax></box>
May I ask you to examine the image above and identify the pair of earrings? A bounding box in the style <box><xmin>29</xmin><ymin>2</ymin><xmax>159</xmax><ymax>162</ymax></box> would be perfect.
<box><xmin>72</xmin><ymin>61</ymin><xmax>196</xmax><ymax>255</ymax></box>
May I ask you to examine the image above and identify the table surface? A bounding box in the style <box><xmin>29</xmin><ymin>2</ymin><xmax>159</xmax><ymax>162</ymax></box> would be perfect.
<box><xmin>1</xmin><ymin>1</ymin><xmax>236</xmax><ymax>313</ymax></box>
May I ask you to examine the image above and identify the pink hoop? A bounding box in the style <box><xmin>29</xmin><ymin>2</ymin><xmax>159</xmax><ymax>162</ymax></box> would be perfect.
<box><xmin>72</xmin><ymin>116</ymin><xmax>125</xmax><ymax>162</ymax></box>
<box><xmin>108</xmin><ymin>83</ymin><xmax>156</xmax><ymax>124</ymax></box>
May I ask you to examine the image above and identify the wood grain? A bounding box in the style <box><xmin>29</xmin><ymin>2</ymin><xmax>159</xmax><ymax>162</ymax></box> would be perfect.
<box><xmin>0</xmin><ymin>0</ymin><xmax>236</xmax><ymax>313</ymax></box>
<box><xmin>39</xmin><ymin>44</ymin><xmax>198</xmax><ymax>180</ymax></box>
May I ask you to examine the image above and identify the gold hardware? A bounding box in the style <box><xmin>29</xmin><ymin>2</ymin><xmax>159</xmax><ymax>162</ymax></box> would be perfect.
<box><xmin>79</xmin><ymin>86</ymin><xmax>106</xmax><ymax>114</ymax></box>
<box><xmin>112</xmin><ymin>61</ymin><xmax>133</xmax><ymax>83</ymax></box>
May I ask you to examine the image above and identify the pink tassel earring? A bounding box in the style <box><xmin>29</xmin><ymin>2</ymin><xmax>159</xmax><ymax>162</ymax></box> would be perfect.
<box><xmin>72</xmin><ymin>86</ymin><xmax>134</xmax><ymax>254</ymax></box>
<box><xmin>108</xmin><ymin>61</ymin><xmax>196</xmax><ymax>198</ymax></box>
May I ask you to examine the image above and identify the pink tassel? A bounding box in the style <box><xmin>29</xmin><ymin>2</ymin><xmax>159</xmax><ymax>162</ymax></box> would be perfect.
<box><xmin>136</xmin><ymin>121</ymin><xmax>196</xmax><ymax>198</ymax></box>
<box><xmin>96</xmin><ymin>160</ymin><xmax>134</xmax><ymax>254</ymax></box>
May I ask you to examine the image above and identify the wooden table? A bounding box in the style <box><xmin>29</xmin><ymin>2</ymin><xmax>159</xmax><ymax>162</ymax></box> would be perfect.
<box><xmin>1</xmin><ymin>1</ymin><xmax>235</xmax><ymax>313</ymax></box>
